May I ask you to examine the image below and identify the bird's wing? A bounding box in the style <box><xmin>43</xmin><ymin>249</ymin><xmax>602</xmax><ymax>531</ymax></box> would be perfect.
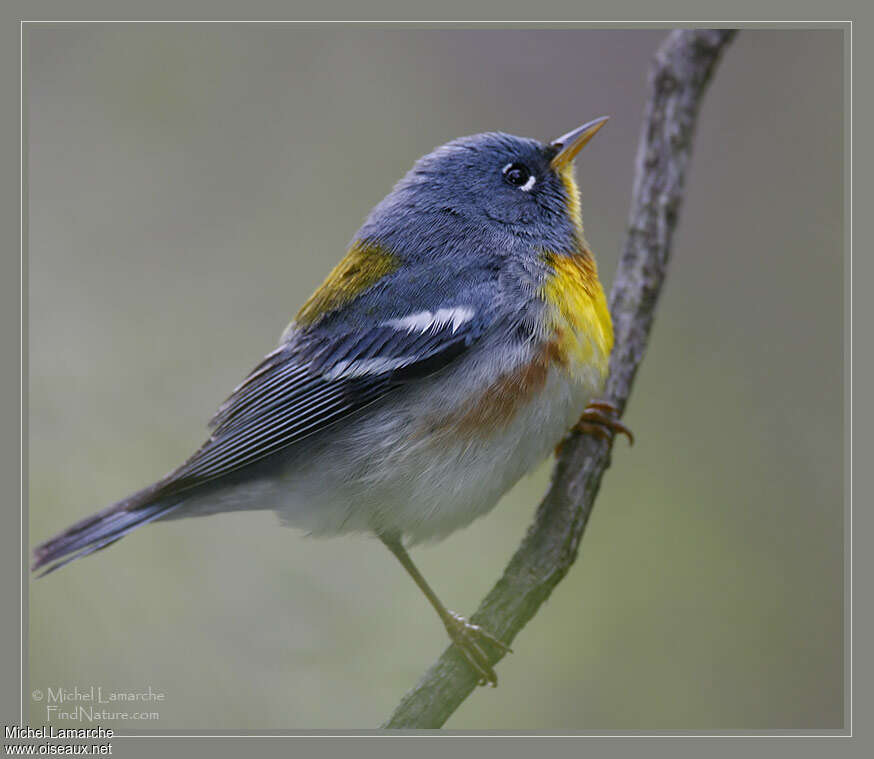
<box><xmin>157</xmin><ymin>304</ymin><xmax>490</xmax><ymax>496</ymax></box>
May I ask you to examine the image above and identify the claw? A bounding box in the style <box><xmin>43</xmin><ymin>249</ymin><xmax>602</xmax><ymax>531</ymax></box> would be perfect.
<box><xmin>571</xmin><ymin>400</ymin><xmax>634</xmax><ymax>446</ymax></box>
<box><xmin>444</xmin><ymin>612</ymin><xmax>511</xmax><ymax>687</ymax></box>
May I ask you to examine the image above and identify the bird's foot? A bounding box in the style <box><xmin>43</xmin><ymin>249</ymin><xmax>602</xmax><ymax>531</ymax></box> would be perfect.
<box><xmin>444</xmin><ymin>612</ymin><xmax>511</xmax><ymax>687</ymax></box>
<box><xmin>573</xmin><ymin>400</ymin><xmax>634</xmax><ymax>444</ymax></box>
<box><xmin>556</xmin><ymin>400</ymin><xmax>634</xmax><ymax>455</ymax></box>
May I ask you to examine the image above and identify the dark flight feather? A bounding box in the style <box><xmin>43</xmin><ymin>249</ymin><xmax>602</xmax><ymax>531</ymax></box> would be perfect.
<box><xmin>32</xmin><ymin>312</ymin><xmax>483</xmax><ymax>575</ymax></box>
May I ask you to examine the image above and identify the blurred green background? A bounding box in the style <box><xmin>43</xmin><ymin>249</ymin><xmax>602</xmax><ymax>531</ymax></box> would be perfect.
<box><xmin>27</xmin><ymin>27</ymin><xmax>844</xmax><ymax>730</ymax></box>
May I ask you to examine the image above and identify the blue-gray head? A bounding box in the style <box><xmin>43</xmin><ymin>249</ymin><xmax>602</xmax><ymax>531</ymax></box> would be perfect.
<box><xmin>355</xmin><ymin>117</ymin><xmax>610</xmax><ymax>263</ymax></box>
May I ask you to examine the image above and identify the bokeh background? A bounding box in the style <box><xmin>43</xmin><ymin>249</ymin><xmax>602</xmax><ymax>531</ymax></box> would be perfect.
<box><xmin>27</xmin><ymin>27</ymin><xmax>844</xmax><ymax>730</ymax></box>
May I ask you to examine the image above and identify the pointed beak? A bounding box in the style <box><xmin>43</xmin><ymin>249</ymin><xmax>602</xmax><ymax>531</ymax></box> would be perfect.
<box><xmin>549</xmin><ymin>116</ymin><xmax>610</xmax><ymax>170</ymax></box>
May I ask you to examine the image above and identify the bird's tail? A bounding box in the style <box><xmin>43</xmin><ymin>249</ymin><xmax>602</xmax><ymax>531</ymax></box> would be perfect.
<box><xmin>31</xmin><ymin>483</ymin><xmax>183</xmax><ymax>577</ymax></box>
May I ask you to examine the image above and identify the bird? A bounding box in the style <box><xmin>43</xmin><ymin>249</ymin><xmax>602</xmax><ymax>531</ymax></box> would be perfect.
<box><xmin>32</xmin><ymin>116</ymin><xmax>632</xmax><ymax>686</ymax></box>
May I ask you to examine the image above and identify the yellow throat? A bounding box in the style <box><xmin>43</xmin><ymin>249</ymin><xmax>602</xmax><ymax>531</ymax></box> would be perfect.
<box><xmin>540</xmin><ymin>165</ymin><xmax>613</xmax><ymax>375</ymax></box>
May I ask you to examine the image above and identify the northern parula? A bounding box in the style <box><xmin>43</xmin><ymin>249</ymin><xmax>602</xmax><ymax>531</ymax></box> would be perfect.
<box><xmin>33</xmin><ymin>117</ymin><xmax>631</xmax><ymax>686</ymax></box>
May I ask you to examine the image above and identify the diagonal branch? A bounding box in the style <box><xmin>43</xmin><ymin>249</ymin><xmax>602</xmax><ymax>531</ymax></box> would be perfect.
<box><xmin>382</xmin><ymin>28</ymin><xmax>738</xmax><ymax>729</ymax></box>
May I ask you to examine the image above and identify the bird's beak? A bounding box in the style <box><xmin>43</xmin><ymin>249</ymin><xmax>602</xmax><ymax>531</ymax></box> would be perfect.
<box><xmin>549</xmin><ymin>116</ymin><xmax>610</xmax><ymax>170</ymax></box>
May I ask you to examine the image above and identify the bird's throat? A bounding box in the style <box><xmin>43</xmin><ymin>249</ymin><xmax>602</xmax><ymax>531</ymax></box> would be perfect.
<box><xmin>540</xmin><ymin>248</ymin><xmax>613</xmax><ymax>377</ymax></box>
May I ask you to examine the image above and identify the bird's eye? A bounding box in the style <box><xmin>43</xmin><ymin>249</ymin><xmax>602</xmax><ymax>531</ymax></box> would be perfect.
<box><xmin>502</xmin><ymin>162</ymin><xmax>535</xmax><ymax>190</ymax></box>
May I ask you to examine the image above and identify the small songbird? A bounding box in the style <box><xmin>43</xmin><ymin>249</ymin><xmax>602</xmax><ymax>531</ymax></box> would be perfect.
<box><xmin>33</xmin><ymin>117</ymin><xmax>631</xmax><ymax>686</ymax></box>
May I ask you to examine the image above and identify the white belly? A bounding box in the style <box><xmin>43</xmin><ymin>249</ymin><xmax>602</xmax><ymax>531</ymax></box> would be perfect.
<box><xmin>279</xmin><ymin>357</ymin><xmax>602</xmax><ymax>544</ymax></box>
<box><xmin>174</xmin><ymin>341</ymin><xmax>606</xmax><ymax>545</ymax></box>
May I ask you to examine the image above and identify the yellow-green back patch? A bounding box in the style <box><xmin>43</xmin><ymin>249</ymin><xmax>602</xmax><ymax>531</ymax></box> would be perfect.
<box><xmin>295</xmin><ymin>240</ymin><xmax>399</xmax><ymax>326</ymax></box>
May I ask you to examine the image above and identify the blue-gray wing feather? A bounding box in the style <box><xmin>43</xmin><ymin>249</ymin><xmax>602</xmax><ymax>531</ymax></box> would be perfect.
<box><xmin>162</xmin><ymin>317</ymin><xmax>483</xmax><ymax>492</ymax></box>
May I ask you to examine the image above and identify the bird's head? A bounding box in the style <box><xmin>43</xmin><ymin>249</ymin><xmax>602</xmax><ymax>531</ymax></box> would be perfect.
<box><xmin>356</xmin><ymin>117</ymin><xmax>609</xmax><ymax>263</ymax></box>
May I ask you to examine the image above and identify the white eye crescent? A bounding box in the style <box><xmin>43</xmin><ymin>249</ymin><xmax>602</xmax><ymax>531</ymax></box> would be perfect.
<box><xmin>502</xmin><ymin>162</ymin><xmax>536</xmax><ymax>192</ymax></box>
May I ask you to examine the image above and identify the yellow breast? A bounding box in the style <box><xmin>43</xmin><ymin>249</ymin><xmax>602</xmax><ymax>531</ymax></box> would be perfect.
<box><xmin>540</xmin><ymin>249</ymin><xmax>613</xmax><ymax>378</ymax></box>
